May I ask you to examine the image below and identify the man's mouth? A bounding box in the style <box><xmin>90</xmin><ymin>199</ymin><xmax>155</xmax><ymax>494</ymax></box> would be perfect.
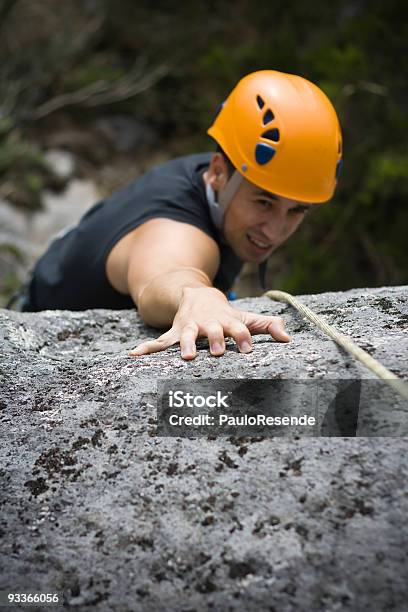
<box><xmin>246</xmin><ymin>234</ymin><xmax>272</xmax><ymax>251</ymax></box>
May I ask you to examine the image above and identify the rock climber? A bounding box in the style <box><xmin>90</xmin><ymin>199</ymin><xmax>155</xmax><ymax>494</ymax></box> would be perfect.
<box><xmin>17</xmin><ymin>70</ymin><xmax>343</xmax><ymax>360</ymax></box>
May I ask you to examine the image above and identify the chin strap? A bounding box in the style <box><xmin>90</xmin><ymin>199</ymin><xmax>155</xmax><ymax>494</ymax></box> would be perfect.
<box><xmin>218</xmin><ymin>170</ymin><xmax>243</xmax><ymax>217</ymax></box>
<box><xmin>205</xmin><ymin>170</ymin><xmax>243</xmax><ymax>231</ymax></box>
<box><xmin>205</xmin><ymin>182</ymin><xmax>224</xmax><ymax>230</ymax></box>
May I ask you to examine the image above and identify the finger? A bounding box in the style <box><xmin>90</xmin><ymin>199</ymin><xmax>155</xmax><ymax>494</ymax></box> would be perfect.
<box><xmin>242</xmin><ymin>312</ymin><xmax>291</xmax><ymax>341</ymax></box>
<box><xmin>203</xmin><ymin>320</ymin><xmax>225</xmax><ymax>356</ymax></box>
<box><xmin>129</xmin><ymin>330</ymin><xmax>177</xmax><ymax>356</ymax></box>
<box><xmin>224</xmin><ymin>320</ymin><xmax>252</xmax><ymax>353</ymax></box>
<box><xmin>179</xmin><ymin>322</ymin><xmax>199</xmax><ymax>360</ymax></box>
<box><xmin>267</xmin><ymin>318</ymin><xmax>291</xmax><ymax>342</ymax></box>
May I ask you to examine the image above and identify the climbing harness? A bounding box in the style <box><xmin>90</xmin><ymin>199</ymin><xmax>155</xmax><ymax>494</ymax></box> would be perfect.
<box><xmin>265</xmin><ymin>290</ymin><xmax>408</xmax><ymax>403</ymax></box>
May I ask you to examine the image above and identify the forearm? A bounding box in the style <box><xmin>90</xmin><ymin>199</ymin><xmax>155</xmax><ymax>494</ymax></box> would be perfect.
<box><xmin>129</xmin><ymin>264</ymin><xmax>290</xmax><ymax>360</ymax></box>
<box><xmin>133</xmin><ymin>267</ymin><xmax>222</xmax><ymax>327</ymax></box>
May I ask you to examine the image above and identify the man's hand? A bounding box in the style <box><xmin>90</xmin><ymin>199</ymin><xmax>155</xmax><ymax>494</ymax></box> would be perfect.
<box><xmin>129</xmin><ymin>286</ymin><xmax>290</xmax><ymax>360</ymax></box>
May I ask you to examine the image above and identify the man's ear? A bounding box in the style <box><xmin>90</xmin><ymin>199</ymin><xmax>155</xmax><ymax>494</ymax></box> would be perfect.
<box><xmin>208</xmin><ymin>153</ymin><xmax>229</xmax><ymax>191</ymax></box>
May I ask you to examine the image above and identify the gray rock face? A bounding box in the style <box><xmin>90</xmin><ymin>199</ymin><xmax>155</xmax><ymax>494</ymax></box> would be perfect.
<box><xmin>0</xmin><ymin>285</ymin><xmax>407</xmax><ymax>611</ymax></box>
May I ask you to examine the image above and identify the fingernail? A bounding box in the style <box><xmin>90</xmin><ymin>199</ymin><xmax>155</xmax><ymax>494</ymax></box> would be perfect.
<box><xmin>211</xmin><ymin>342</ymin><xmax>223</xmax><ymax>354</ymax></box>
<box><xmin>181</xmin><ymin>346</ymin><xmax>194</xmax><ymax>359</ymax></box>
<box><xmin>240</xmin><ymin>341</ymin><xmax>252</xmax><ymax>353</ymax></box>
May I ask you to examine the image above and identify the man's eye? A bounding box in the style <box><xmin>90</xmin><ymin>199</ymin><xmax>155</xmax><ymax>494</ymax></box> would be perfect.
<box><xmin>257</xmin><ymin>199</ymin><xmax>272</xmax><ymax>209</ymax></box>
<box><xmin>291</xmin><ymin>206</ymin><xmax>309</xmax><ymax>215</ymax></box>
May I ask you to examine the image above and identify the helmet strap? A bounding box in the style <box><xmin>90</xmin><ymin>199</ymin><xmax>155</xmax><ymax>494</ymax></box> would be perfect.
<box><xmin>218</xmin><ymin>170</ymin><xmax>243</xmax><ymax>216</ymax></box>
<box><xmin>205</xmin><ymin>170</ymin><xmax>243</xmax><ymax>231</ymax></box>
<box><xmin>205</xmin><ymin>182</ymin><xmax>224</xmax><ymax>230</ymax></box>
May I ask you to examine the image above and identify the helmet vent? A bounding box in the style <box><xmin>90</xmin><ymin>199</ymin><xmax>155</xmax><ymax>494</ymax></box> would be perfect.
<box><xmin>262</xmin><ymin>128</ymin><xmax>280</xmax><ymax>142</ymax></box>
<box><xmin>256</xmin><ymin>95</ymin><xmax>265</xmax><ymax>109</ymax></box>
<box><xmin>255</xmin><ymin>143</ymin><xmax>276</xmax><ymax>165</ymax></box>
<box><xmin>263</xmin><ymin>109</ymin><xmax>274</xmax><ymax>125</ymax></box>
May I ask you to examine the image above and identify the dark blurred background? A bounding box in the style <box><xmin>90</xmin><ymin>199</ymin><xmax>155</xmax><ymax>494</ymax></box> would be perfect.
<box><xmin>1</xmin><ymin>0</ymin><xmax>407</xmax><ymax>304</ymax></box>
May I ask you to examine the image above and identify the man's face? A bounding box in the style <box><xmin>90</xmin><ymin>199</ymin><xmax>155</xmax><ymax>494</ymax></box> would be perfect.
<box><xmin>223</xmin><ymin>178</ymin><xmax>313</xmax><ymax>262</ymax></box>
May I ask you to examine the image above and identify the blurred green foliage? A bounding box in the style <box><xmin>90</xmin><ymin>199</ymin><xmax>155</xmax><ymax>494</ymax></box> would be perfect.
<box><xmin>1</xmin><ymin>0</ymin><xmax>407</xmax><ymax>292</ymax></box>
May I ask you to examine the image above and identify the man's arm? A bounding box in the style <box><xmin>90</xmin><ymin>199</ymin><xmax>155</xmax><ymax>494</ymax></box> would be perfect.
<box><xmin>106</xmin><ymin>218</ymin><xmax>290</xmax><ymax>359</ymax></box>
<box><xmin>125</xmin><ymin>218</ymin><xmax>220</xmax><ymax>327</ymax></box>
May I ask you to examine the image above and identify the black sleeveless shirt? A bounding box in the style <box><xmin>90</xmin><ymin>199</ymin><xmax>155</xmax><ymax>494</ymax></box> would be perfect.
<box><xmin>26</xmin><ymin>153</ymin><xmax>243</xmax><ymax>311</ymax></box>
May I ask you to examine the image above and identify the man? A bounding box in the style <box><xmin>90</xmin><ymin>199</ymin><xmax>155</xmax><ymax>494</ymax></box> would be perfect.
<box><xmin>20</xmin><ymin>70</ymin><xmax>343</xmax><ymax>360</ymax></box>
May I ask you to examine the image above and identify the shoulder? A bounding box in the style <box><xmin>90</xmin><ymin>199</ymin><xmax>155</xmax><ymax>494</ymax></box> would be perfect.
<box><xmin>107</xmin><ymin>217</ymin><xmax>221</xmax><ymax>295</ymax></box>
<box><xmin>146</xmin><ymin>152</ymin><xmax>213</xmax><ymax>192</ymax></box>
<box><xmin>156</xmin><ymin>152</ymin><xmax>213</xmax><ymax>174</ymax></box>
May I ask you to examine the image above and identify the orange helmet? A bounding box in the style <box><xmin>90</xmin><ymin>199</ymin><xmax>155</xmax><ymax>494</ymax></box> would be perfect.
<box><xmin>207</xmin><ymin>70</ymin><xmax>343</xmax><ymax>203</ymax></box>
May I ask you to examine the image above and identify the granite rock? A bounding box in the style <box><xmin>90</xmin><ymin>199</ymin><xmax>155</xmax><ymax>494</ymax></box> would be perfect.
<box><xmin>0</xmin><ymin>285</ymin><xmax>407</xmax><ymax>611</ymax></box>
